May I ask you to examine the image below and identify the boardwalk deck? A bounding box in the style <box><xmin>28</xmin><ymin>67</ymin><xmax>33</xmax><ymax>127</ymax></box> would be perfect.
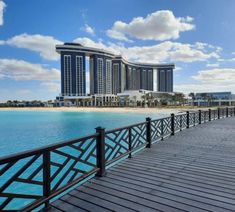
<box><xmin>50</xmin><ymin>117</ymin><xmax>235</xmax><ymax>212</ymax></box>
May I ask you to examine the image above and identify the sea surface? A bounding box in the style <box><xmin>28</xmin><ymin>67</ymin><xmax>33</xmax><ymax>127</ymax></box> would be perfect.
<box><xmin>0</xmin><ymin>110</ymin><xmax>167</xmax><ymax>157</ymax></box>
<box><xmin>0</xmin><ymin>110</ymin><xmax>169</xmax><ymax>209</ymax></box>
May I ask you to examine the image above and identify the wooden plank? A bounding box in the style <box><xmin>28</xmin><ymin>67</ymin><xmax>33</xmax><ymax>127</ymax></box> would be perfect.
<box><xmin>61</xmin><ymin>193</ymin><xmax>111</xmax><ymax>212</ymax></box>
<box><xmin>50</xmin><ymin>199</ymin><xmax>86</xmax><ymax>212</ymax></box>
<box><xmin>113</xmin><ymin>164</ymin><xmax>235</xmax><ymax>188</ymax></box>
<box><xmin>107</xmin><ymin>171</ymin><xmax>235</xmax><ymax>199</ymax></box>
<box><xmin>72</xmin><ymin>184</ymin><xmax>178</xmax><ymax>211</ymax></box>
<box><xmin>68</xmin><ymin>188</ymin><xmax>135</xmax><ymax>212</ymax></box>
<box><xmin>86</xmin><ymin>178</ymin><xmax>205</xmax><ymax>212</ymax></box>
<box><xmin>78</xmin><ymin>183</ymin><xmax>159</xmax><ymax>212</ymax></box>
<box><xmin>133</xmin><ymin>154</ymin><xmax>235</xmax><ymax>171</ymax></box>
<box><xmin>110</xmin><ymin>165</ymin><xmax>235</xmax><ymax>195</ymax></box>
<box><xmin>99</xmin><ymin>175</ymin><xmax>235</xmax><ymax>211</ymax></box>
<box><xmin>119</xmin><ymin>160</ymin><xmax>235</xmax><ymax>182</ymax></box>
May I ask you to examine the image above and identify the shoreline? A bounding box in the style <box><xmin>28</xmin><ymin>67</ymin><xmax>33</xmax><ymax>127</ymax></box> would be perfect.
<box><xmin>0</xmin><ymin>107</ymin><xmax>186</xmax><ymax>114</ymax></box>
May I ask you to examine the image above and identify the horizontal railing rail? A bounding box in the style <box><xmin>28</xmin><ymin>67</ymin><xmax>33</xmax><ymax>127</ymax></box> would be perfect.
<box><xmin>0</xmin><ymin>106</ymin><xmax>234</xmax><ymax>211</ymax></box>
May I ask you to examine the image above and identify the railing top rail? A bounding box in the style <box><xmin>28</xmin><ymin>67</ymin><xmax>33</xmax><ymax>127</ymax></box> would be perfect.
<box><xmin>151</xmin><ymin>116</ymin><xmax>170</xmax><ymax>122</ymax></box>
<box><xmin>0</xmin><ymin>132</ymin><xmax>99</xmax><ymax>164</ymax></box>
<box><xmin>174</xmin><ymin>113</ymin><xmax>187</xmax><ymax>118</ymax></box>
<box><xmin>105</xmin><ymin>121</ymin><xmax>148</xmax><ymax>134</ymax></box>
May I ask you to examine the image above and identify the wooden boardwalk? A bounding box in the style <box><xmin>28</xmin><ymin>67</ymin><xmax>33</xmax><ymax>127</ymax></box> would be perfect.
<box><xmin>50</xmin><ymin>117</ymin><xmax>235</xmax><ymax>212</ymax></box>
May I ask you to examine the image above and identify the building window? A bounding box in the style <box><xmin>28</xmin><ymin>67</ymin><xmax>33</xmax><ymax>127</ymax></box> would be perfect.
<box><xmin>113</xmin><ymin>63</ymin><xmax>119</xmax><ymax>94</ymax></box>
<box><xmin>76</xmin><ymin>56</ymin><xmax>84</xmax><ymax>96</ymax></box>
<box><xmin>97</xmin><ymin>58</ymin><xmax>104</xmax><ymax>94</ymax></box>
<box><xmin>106</xmin><ymin>60</ymin><xmax>112</xmax><ymax>94</ymax></box>
<box><xmin>64</xmin><ymin>55</ymin><xmax>71</xmax><ymax>96</ymax></box>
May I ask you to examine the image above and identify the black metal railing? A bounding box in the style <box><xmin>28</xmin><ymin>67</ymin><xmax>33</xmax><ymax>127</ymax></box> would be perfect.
<box><xmin>0</xmin><ymin>107</ymin><xmax>234</xmax><ymax>211</ymax></box>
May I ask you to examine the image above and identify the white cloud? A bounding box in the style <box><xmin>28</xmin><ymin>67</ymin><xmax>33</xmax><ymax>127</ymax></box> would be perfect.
<box><xmin>206</xmin><ymin>63</ymin><xmax>219</xmax><ymax>67</ymax></box>
<box><xmin>107</xmin><ymin>10</ymin><xmax>195</xmax><ymax>41</ymax></box>
<box><xmin>174</xmin><ymin>66</ymin><xmax>182</xmax><ymax>72</ymax></box>
<box><xmin>107</xmin><ymin>29</ymin><xmax>133</xmax><ymax>42</ymax></box>
<box><xmin>192</xmin><ymin>68</ymin><xmax>235</xmax><ymax>83</ymax></box>
<box><xmin>40</xmin><ymin>82</ymin><xmax>60</xmax><ymax>92</ymax></box>
<box><xmin>218</xmin><ymin>58</ymin><xmax>235</xmax><ymax>62</ymax></box>
<box><xmin>0</xmin><ymin>59</ymin><xmax>60</xmax><ymax>81</ymax></box>
<box><xmin>175</xmin><ymin>83</ymin><xmax>235</xmax><ymax>94</ymax></box>
<box><xmin>73</xmin><ymin>37</ymin><xmax>121</xmax><ymax>55</ymax></box>
<box><xmin>74</xmin><ymin>37</ymin><xmax>220</xmax><ymax>63</ymax></box>
<box><xmin>175</xmin><ymin>68</ymin><xmax>235</xmax><ymax>93</ymax></box>
<box><xmin>84</xmin><ymin>24</ymin><xmax>95</xmax><ymax>35</ymax></box>
<box><xmin>0</xmin><ymin>33</ymin><xmax>63</xmax><ymax>60</ymax></box>
<box><xmin>0</xmin><ymin>0</ymin><xmax>6</xmax><ymax>26</ymax></box>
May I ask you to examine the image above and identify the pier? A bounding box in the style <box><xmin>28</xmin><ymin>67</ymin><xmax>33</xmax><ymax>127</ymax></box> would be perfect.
<box><xmin>0</xmin><ymin>108</ymin><xmax>235</xmax><ymax>211</ymax></box>
<box><xmin>51</xmin><ymin>116</ymin><xmax>235</xmax><ymax>212</ymax></box>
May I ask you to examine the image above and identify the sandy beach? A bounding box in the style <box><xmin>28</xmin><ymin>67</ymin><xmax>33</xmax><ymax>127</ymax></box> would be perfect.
<box><xmin>0</xmin><ymin>107</ymin><xmax>190</xmax><ymax>114</ymax></box>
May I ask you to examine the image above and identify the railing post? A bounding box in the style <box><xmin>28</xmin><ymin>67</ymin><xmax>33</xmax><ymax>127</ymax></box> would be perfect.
<box><xmin>194</xmin><ymin>113</ymin><xmax>196</xmax><ymax>126</ymax></box>
<box><xmin>95</xmin><ymin>127</ymin><xmax>106</xmax><ymax>177</ymax></box>
<box><xmin>161</xmin><ymin>119</ymin><xmax>164</xmax><ymax>140</ymax></box>
<box><xmin>226</xmin><ymin>107</ymin><xmax>229</xmax><ymax>117</ymax></box>
<box><xmin>209</xmin><ymin>109</ymin><xmax>211</xmax><ymax>121</ymax></box>
<box><xmin>199</xmin><ymin>110</ymin><xmax>201</xmax><ymax>124</ymax></box>
<box><xmin>146</xmin><ymin>117</ymin><xmax>152</xmax><ymax>148</ymax></box>
<box><xmin>180</xmin><ymin>115</ymin><xmax>182</xmax><ymax>131</ymax></box>
<box><xmin>234</xmin><ymin>106</ymin><xmax>235</xmax><ymax>116</ymax></box>
<box><xmin>218</xmin><ymin>108</ymin><xmax>220</xmax><ymax>119</ymax></box>
<box><xmin>128</xmin><ymin>128</ymin><xmax>132</xmax><ymax>158</ymax></box>
<box><xmin>43</xmin><ymin>151</ymin><xmax>51</xmax><ymax>210</ymax></box>
<box><xmin>171</xmin><ymin>113</ymin><xmax>175</xmax><ymax>136</ymax></box>
<box><xmin>186</xmin><ymin>111</ymin><xmax>190</xmax><ymax>128</ymax></box>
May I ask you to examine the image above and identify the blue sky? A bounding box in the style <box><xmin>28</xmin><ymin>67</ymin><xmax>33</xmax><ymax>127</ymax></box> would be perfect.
<box><xmin>0</xmin><ymin>0</ymin><xmax>235</xmax><ymax>101</ymax></box>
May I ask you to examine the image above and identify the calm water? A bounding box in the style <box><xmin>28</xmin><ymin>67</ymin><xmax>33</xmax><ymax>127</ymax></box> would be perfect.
<box><xmin>0</xmin><ymin>110</ymin><xmax>169</xmax><ymax>210</ymax></box>
<box><xmin>0</xmin><ymin>110</ymin><xmax>167</xmax><ymax>157</ymax></box>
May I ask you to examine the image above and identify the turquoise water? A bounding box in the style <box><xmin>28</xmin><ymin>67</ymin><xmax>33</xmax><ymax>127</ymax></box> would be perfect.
<box><xmin>0</xmin><ymin>110</ymin><xmax>168</xmax><ymax>210</ymax></box>
<box><xmin>0</xmin><ymin>111</ymin><xmax>166</xmax><ymax>157</ymax></box>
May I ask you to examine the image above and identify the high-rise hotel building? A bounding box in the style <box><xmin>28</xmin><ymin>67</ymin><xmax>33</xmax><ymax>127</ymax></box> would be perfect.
<box><xmin>56</xmin><ymin>43</ymin><xmax>175</xmax><ymax>97</ymax></box>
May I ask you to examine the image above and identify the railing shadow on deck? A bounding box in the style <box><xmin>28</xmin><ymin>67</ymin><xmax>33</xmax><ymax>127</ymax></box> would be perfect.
<box><xmin>0</xmin><ymin>107</ymin><xmax>234</xmax><ymax>211</ymax></box>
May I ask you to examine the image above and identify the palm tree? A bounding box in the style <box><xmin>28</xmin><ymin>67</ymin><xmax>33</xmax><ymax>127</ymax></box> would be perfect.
<box><xmin>173</xmin><ymin>93</ymin><xmax>185</xmax><ymax>106</ymax></box>
<box><xmin>141</xmin><ymin>94</ymin><xmax>148</xmax><ymax>108</ymax></box>
<box><xmin>188</xmin><ymin>92</ymin><xmax>195</xmax><ymax>106</ymax></box>
<box><xmin>200</xmin><ymin>93</ymin><xmax>209</xmax><ymax>106</ymax></box>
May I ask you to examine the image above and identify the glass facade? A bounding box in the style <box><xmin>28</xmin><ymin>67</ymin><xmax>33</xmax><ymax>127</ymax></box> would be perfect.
<box><xmin>105</xmin><ymin>60</ymin><xmax>112</xmax><ymax>94</ymax></box>
<box><xmin>195</xmin><ymin>92</ymin><xmax>232</xmax><ymax>100</ymax></box>
<box><xmin>63</xmin><ymin>55</ymin><xmax>72</xmax><ymax>96</ymax></box>
<box><xmin>57</xmin><ymin>43</ymin><xmax>174</xmax><ymax>97</ymax></box>
<box><xmin>75</xmin><ymin>56</ymin><xmax>84</xmax><ymax>96</ymax></box>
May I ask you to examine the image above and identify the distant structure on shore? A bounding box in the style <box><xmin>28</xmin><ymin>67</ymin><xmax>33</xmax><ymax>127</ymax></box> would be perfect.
<box><xmin>55</xmin><ymin>43</ymin><xmax>175</xmax><ymax>106</ymax></box>
<box><xmin>188</xmin><ymin>92</ymin><xmax>235</xmax><ymax>107</ymax></box>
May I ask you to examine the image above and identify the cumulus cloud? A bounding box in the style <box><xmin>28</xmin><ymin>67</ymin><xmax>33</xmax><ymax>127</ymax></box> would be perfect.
<box><xmin>73</xmin><ymin>37</ymin><xmax>121</xmax><ymax>55</ymax></box>
<box><xmin>40</xmin><ymin>82</ymin><xmax>60</xmax><ymax>92</ymax></box>
<box><xmin>175</xmin><ymin>68</ymin><xmax>235</xmax><ymax>93</ymax></box>
<box><xmin>0</xmin><ymin>0</ymin><xmax>6</xmax><ymax>26</ymax></box>
<box><xmin>174</xmin><ymin>66</ymin><xmax>182</xmax><ymax>72</ymax></box>
<box><xmin>0</xmin><ymin>59</ymin><xmax>60</xmax><ymax>81</ymax></box>
<box><xmin>0</xmin><ymin>33</ymin><xmax>63</xmax><ymax>60</ymax></box>
<box><xmin>192</xmin><ymin>68</ymin><xmax>235</xmax><ymax>83</ymax></box>
<box><xmin>218</xmin><ymin>58</ymin><xmax>235</xmax><ymax>62</ymax></box>
<box><xmin>206</xmin><ymin>63</ymin><xmax>219</xmax><ymax>67</ymax></box>
<box><xmin>74</xmin><ymin>37</ymin><xmax>220</xmax><ymax>63</ymax></box>
<box><xmin>107</xmin><ymin>29</ymin><xmax>133</xmax><ymax>42</ymax></box>
<box><xmin>84</xmin><ymin>24</ymin><xmax>95</xmax><ymax>35</ymax></box>
<box><xmin>107</xmin><ymin>10</ymin><xmax>195</xmax><ymax>41</ymax></box>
